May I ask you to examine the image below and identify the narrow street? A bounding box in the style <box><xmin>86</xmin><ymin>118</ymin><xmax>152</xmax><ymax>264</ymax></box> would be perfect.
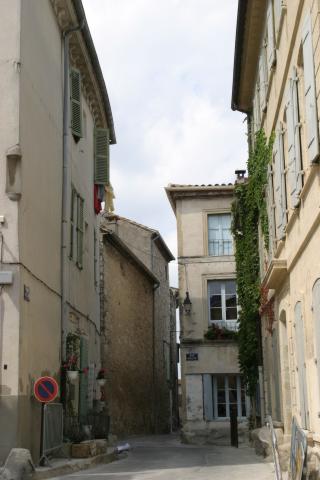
<box><xmin>64</xmin><ymin>435</ymin><xmax>274</xmax><ymax>480</ymax></box>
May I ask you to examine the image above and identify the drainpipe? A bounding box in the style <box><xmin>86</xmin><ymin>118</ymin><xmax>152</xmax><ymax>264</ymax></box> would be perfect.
<box><xmin>151</xmin><ymin>233</ymin><xmax>160</xmax><ymax>431</ymax></box>
<box><xmin>61</xmin><ymin>22</ymin><xmax>85</xmax><ymax>362</ymax></box>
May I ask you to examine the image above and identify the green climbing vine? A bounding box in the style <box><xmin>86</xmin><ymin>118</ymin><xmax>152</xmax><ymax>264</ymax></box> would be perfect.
<box><xmin>231</xmin><ymin>129</ymin><xmax>274</xmax><ymax>398</ymax></box>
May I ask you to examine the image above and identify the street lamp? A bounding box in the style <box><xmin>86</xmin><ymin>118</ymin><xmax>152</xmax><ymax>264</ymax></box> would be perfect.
<box><xmin>183</xmin><ymin>291</ymin><xmax>192</xmax><ymax>316</ymax></box>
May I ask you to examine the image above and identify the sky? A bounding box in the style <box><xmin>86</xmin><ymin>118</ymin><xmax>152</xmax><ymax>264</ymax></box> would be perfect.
<box><xmin>82</xmin><ymin>0</ymin><xmax>247</xmax><ymax>287</ymax></box>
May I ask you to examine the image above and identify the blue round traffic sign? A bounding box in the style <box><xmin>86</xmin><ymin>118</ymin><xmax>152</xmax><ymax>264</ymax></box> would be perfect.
<box><xmin>34</xmin><ymin>376</ymin><xmax>59</xmax><ymax>403</ymax></box>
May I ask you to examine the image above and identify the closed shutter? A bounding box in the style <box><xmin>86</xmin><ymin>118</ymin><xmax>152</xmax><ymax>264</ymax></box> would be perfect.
<box><xmin>267</xmin><ymin>1</ymin><xmax>276</xmax><ymax>70</ymax></box>
<box><xmin>302</xmin><ymin>14</ymin><xmax>320</xmax><ymax>164</ymax></box>
<box><xmin>79</xmin><ymin>337</ymin><xmax>89</xmax><ymax>419</ymax></box>
<box><xmin>294</xmin><ymin>302</ymin><xmax>309</xmax><ymax>429</ymax></box>
<box><xmin>287</xmin><ymin>73</ymin><xmax>303</xmax><ymax>208</ymax></box>
<box><xmin>94</xmin><ymin>128</ymin><xmax>110</xmax><ymax>185</ymax></box>
<box><xmin>76</xmin><ymin>196</ymin><xmax>84</xmax><ymax>268</ymax></box>
<box><xmin>70</xmin><ymin>68</ymin><xmax>82</xmax><ymax>138</ymax></box>
<box><xmin>203</xmin><ymin>374</ymin><xmax>213</xmax><ymax>421</ymax></box>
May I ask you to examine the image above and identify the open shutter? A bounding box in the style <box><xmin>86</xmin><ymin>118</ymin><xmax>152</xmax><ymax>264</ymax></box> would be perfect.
<box><xmin>70</xmin><ymin>68</ymin><xmax>82</xmax><ymax>138</ymax></box>
<box><xmin>259</xmin><ymin>44</ymin><xmax>268</xmax><ymax>112</ymax></box>
<box><xmin>267</xmin><ymin>1</ymin><xmax>276</xmax><ymax>70</ymax></box>
<box><xmin>287</xmin><ymin>73</ymin><xmax>303</xmax><ymax>208</ymax></box>
<box><xmin>267</xmin><ymin>163</ymin><xmax>276</xmax><ymax>256</ymax></box>
<box><xmin>203</xmin><ymin>374</ymin><xmax>213</xmax><ymax>421</ymax></box>
<box><xmin>273</xmin><ymin>125</ymin><xmax>287</xmax><ymax>240</ymax></box>
<box><xmin>94</xmin><ymin>128</ymin><xmax>110</xmax><ymax>185</ymax></box>
<box><xmin>302</xmin><ymin>14</ymin><xmax>320</xmax><ymax>164</ymax></box>
<box><xmin>79</xmin><ymin>337</ymin><xmax>89</xmax><ymax>419</ymax></box>
<box><xmin>279</xmin><ymin>123</ymin><xmax>287</xmax><ymax>230</ymax></box>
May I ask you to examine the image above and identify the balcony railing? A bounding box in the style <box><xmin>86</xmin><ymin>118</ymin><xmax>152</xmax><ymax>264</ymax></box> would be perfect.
<box><xmin>210</xmin><ymin>320</ymin><xmax>239</xmax><ymax>332</ymax></box>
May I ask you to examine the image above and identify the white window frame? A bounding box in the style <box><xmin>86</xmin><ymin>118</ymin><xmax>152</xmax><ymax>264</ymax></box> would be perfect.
<box><xmin>207</xmin><ymin>213</ymin><xmax>233</xmax><ymax>256</ymax></box>
<box><xmin>207</xmin><ymin>279</ymin><xmax>238</xmax><ymax>330</ymax></box>
<box><xmin>204</xmin><ymin>375</ymin><xmax>248</xmax><ymax>420</ymax></box>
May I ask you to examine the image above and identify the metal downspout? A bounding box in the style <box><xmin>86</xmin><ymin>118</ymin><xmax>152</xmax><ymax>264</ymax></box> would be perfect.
<box><xmin>151</xmin><ymin>234</ymin><xmax>160</xmax><ymax>432</ymax></box>
<box><xmin>61</xmin><ymin>22</ymin><xmax>84</xmax><ymax>362</ymax></box>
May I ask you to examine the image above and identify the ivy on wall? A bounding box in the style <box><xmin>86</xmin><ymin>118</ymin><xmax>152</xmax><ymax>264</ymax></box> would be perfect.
<box><xmin>231</xmin><ymin>129</ymin><xmax>274</xmax><ymax>397</ymax></box>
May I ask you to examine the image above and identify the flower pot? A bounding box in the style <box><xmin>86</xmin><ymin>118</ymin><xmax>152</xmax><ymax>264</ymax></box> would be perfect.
<box><xmin>97</xmin><ymin>378</ymin><xmax>106</xmax><ymax>386</ymax></box>
<box><xmin>67</xmin><ymin>370</ymin><xmax>79</xmax><ymax>381</ymax></box>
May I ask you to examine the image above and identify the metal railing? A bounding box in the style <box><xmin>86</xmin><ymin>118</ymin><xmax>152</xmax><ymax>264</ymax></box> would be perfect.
<box><xmin>40</xmin><ymin>403</ymin><xmax>63</xmax><ymax>465</ymax></box>
<box><xmin>266</xmin><ymin>415</ymin><xmax>282</xmax><ymax>480</ymax></box>
<box><xmin>64</xmin><ymin>412</ymin><xmax>110</xmax><ymax>443</ymax></box>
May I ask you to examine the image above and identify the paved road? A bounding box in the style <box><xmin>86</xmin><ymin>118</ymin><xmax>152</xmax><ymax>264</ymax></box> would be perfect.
<box><xmin>66</xmin><ymin>435</ymin><xmax>275</xmax><ymax>480</ymax></box>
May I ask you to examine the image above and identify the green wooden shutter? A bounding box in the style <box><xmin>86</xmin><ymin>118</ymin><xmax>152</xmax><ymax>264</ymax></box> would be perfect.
<box><xmin>79</xmin><ymin>337</ymin><xmax>89</xmax><ymax>419</ymax></box>
<box><xmin>267</xmin><ymin>1</ymin><xmax>276</xmax><ymax>70</ymax></box>
<box><xmin>94</xmin><ymin>128</ymin><xmax>110</xmax><ymax>185</ymax></box>
<box><xmin>77</xmin><ymin>196</ymin><xmax>84</xmax><ymax>268</ymax></box>
<box><xmin>70</xmin><ymin>68</ymin><xmax>82</xmax><ymax>138</ymax></box>
<box><xmin>302</xmin><ymin>14</ymin><xmax>320</xmax><ymax>164</ymax></box>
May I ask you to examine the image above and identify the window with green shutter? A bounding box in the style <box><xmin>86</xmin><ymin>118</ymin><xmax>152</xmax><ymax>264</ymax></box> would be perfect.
<box><xmin>76</xmin><ymin>195</ymin><xmax>84</xmax><ymax>268</ymax></box>
<box><xmin>70</xmin><ymin>68</ymin><xmax>82</xmax><ymax>139</ymax></box>
<box><xmin>69</xmin><ymin>186</ymin><xmax>84</xmax><ymax>269</ymax></box>
<box><xmin>94</xmin><ymin>128</ymin><xmax>110</xmax><ymax>185</ymax></box>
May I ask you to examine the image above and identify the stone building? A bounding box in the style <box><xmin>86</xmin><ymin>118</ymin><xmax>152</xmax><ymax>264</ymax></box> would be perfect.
<box><xmin>165</xmin><ymin>184</ymin><xmax>249</xmax><ymax>444</ymax></box>
<box><xmin>232</xmin><ymin>0</ymin><xmax>320</xmax><ymax>463</ymax></box>
<box><xmin>101</xmin><ymin>215</ymin><xmax>176</xmax><ymax>434</ymax></box>
<box><xmin>0</xmin><ymin>0</ymin><xmax>115</xmax><ymax>460</ymax></box>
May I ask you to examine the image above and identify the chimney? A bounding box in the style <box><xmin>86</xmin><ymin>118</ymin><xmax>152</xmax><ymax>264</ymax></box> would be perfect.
<box><xmin>235</xmin><ymin>169</ymin><xmax>246</xmax><ymax>184</ymax></box>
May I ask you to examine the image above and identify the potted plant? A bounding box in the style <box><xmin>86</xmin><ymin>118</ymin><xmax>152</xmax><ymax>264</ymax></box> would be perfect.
<box><xmin>96</xmin><ymin>368</ymin><xmax>106</xmax><ymax>386</ymax></box>
<box><xmin>64</xmin><ymin>354</ymin><xmax>79</xmax><ymax>381</ymax></box>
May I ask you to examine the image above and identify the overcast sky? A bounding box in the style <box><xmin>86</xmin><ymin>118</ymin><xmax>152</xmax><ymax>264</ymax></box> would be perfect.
<box><xmin>82</xmin><ymin>0</ymin><xmax>247</xmax><ymax>286</ymax></box>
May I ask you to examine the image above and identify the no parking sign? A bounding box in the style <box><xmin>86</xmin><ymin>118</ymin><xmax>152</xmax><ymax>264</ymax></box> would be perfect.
<box><xmin>34</xmin><ymin>376</ymin><xmax>59</xmax><ymax>403</ymax></box>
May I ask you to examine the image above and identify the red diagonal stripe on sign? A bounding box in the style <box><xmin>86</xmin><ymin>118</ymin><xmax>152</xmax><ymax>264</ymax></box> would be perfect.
<box><xmin>39</xmin><ymin>381</ymin><xmax>53</xmax><ymax>397</ymax></box>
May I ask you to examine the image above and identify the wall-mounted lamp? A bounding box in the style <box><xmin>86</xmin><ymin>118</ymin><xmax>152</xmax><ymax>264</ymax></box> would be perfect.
<box><xmin>183</xmin><ymin>291</ymin><xmax>192</xmax><ymax>316</ymax></box>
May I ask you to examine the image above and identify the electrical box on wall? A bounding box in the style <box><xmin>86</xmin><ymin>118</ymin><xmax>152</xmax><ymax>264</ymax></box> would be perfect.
<box><xmin>0</xmin><ymin>272</ymin><xmax>13</xmax><ymax>285</ymax></box>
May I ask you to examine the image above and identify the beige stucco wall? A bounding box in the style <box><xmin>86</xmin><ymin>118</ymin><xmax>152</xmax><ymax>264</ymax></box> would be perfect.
<box><xmin>0</xmin><ymin>0</ymin><xmax>105</xmax><ymax>461</ymax></box>
<box><xmin>251</xmin><ymin>0</ymin><xmax>320</xmax><ymax>442</ymax></box>
<box><xmin>103</xmin><ymin>241</ymin><xmax>154</xmax><ymax>435</ymax></box>
<box><xmin>171</xmin><ymin>189</ymin><xmax>242</xmax><ymax>438</ymax></box>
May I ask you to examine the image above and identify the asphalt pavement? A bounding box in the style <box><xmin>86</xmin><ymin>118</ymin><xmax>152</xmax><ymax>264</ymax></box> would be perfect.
<box><xmin>59</xmin><ymin>434</ymin><xmax>275</xmax><ymax>480</ymax></box>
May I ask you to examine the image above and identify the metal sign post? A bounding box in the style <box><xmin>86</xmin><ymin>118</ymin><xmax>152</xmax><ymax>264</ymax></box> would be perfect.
<box><xmin>34</xmin><ymin>377</ymin><xmax>59</xmax><ymax>465</ymax></box>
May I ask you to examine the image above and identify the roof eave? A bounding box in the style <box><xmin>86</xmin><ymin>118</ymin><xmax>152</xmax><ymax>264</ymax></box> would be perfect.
<box><xmin>71</xmin><ymin>0</ymin><xmax>116</xmax><ymax>144</ymax></box>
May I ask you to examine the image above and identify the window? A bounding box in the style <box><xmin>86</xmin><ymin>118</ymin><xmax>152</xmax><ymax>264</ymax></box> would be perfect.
<box><xmin>70</xmin><ymin>186</ymin><xmax>84</xmax><ymax>268</ymax></box>
<box><xmin>208</xmin><ymin>280</ymin><xmax>237</xmax><ymax>327</ymax></box>
<box><xmin>203</xmin><ymin>374</ymin><xmax>247</xmax><ymax>420</ymax></box>
<box><xmin>208</xmin><ymin>214</ymin><xmax>233</xmax><ymax>256</ymax></box>
<box><xmin>70</xmin><ymin>68</ymin><xmax>82</xmax><ymax>139</ymax></box>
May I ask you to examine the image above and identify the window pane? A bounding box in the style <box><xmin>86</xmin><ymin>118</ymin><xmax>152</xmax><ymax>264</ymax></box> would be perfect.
<box><xmin>217</xmin><ymin>376</ymin><xmax>225</xmax><ymax>389</ymax></box>
<box><xmin>211</xmin><ymin>308</ymin><xmax>222</xmax><ymax>321</ymax></box>
<box><xmin>242</xmin><ymin>403</ymin><xmax>246</xmax><ymax>417</ymax></box>
<box><xmin>226</xmin><ymin>294</ymin><xmax>237</xmax><ymax>307</ymax></box>
<box><xmin>226</xmin><ymin>308</ymin><xmax>237</xmax><ymax>320</ymax></box>
<box><xmin>218</xmin><ymin>404</ymin><xmax>226</xmax><ymax>417</ymax></box>
<box><xmin>210</xmin><ymin>295</ymin><xmax>222</xmax><ymax>308</ymax></box>
<box><xmin>225</xmin><ymin>280</ymin><xmax>236</xmax><ymax>294</ymax></box>
<box><xmin>229</xmin><ymin>390</ymin><xmax>237</xmax><ymax>403</ymax></box>
<box><xmin>228</xmin><ymin>376</ymin><xmax>237</xmax><ymax>389</ymax></box>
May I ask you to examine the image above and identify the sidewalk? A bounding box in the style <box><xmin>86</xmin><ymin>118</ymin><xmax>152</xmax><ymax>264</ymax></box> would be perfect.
<box><xmin>32</xmin><ymin>448</ymin><xmax>116</xmax><ymax>480</ymax></box>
